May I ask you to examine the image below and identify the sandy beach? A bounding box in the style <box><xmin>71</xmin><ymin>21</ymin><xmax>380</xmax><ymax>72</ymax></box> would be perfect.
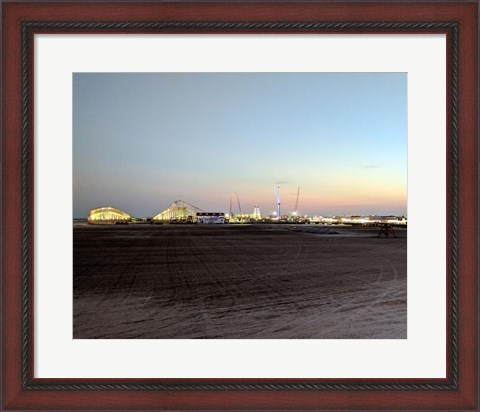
<box><xmin>73</xmin><ymin>224</ymin><xmax>407</xmax><ymax>339</ymax></box>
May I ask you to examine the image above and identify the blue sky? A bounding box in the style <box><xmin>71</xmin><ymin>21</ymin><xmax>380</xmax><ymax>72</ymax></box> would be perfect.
<box><xmin>73</xmin><ymin>73</ymin><xmax>407</xmax><ymax>218</ymax></box>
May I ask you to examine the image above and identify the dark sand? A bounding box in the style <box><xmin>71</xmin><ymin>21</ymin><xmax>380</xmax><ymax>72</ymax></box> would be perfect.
<box><xmin>73</xmin><ymin>224</ymin><xmax>407</xmax><ymax>339</ymax></box>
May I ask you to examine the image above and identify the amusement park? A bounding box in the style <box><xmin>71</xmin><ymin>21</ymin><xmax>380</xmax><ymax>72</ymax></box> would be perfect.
<box><xmin>72</xmin><ymin>73</ymin><xmax>407</xmax><ymax>340</ymax></box>
<box><xmin>85</xmin><ymin>186</ymin><xmax>407</xmax><ymax>228</ymax></box>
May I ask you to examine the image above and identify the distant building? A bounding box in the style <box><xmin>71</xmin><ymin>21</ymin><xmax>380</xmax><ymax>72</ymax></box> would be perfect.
<box><xmin>196</xmin><ymin>212</ymin><xmax>225</xmax><ymax>224</ymax></box>
<box><xmin>87</xmin><ymin>207</ymin><xmax>132</xmax><ymax>224</ymax></box>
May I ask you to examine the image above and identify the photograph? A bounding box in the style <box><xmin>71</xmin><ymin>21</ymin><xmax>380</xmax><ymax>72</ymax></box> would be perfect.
<box><xmin>3</xmin><ymin>0</ymin><xmax>478</xmax><ymax>409</ymax></box>
<box><xmin>73</xmin><ymin>72</ymin><xmax>408</xmax><ymax>339</ymax></box>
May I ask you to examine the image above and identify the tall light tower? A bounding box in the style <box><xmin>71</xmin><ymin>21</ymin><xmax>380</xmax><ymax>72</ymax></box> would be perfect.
<box><xmin>275</xmin><ymin>186</ymin><xmax>281</xmax><ymax>217</ymax></box>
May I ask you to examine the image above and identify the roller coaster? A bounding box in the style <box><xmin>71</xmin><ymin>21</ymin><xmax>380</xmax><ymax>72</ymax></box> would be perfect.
<box><xmin>151</xmin><ymin>200</ymin><xmax>204</xmax><ymax>223</ymax></box>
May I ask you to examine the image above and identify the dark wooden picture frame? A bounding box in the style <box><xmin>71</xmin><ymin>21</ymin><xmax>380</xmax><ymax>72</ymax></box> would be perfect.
<box><xmin>2</xmin><ymin>1</ymin><xmax>478</xmax><ymax>410</ymax></box>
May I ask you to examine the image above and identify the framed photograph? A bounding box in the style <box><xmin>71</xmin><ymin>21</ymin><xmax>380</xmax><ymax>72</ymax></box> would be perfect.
<box><xmin>2</xmin><ymin>1</ymin><xmax>478</xmax><ymax>410</ymax></box>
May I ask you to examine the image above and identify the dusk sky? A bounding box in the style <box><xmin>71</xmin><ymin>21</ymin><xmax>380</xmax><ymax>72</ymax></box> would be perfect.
<box><xmin>73</xmin><ymin>73</ymin><xmax>407</xmax><ymax>218</ymax></box>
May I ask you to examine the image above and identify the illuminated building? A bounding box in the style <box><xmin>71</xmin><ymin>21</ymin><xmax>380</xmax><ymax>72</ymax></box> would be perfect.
<box><xmin>87</xmin><ymin>207</ymin><xmax>132</xmax><ymax>224</ymax></box>
<box><xmin>196</xmin><ymin>212</ymin><xmax>225</xmax><ymax>224</ymax></box>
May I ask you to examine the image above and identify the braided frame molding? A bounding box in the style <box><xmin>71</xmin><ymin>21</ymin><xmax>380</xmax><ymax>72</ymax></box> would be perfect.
<box><xmin>21</xmin><ymin>21</ymin><xmax>458</xmax><ymax>391</ymax></box>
